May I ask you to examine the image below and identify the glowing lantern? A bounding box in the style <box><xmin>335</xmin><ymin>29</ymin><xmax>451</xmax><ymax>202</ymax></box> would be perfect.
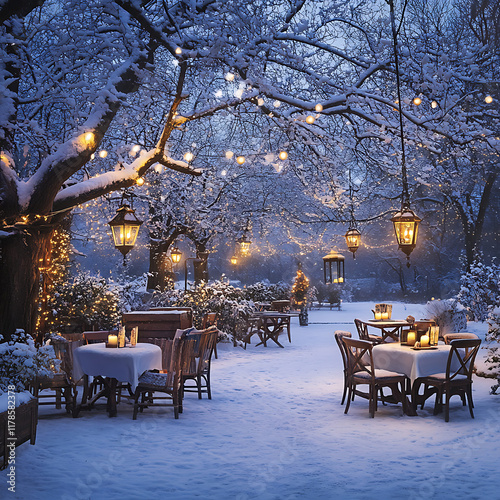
<box><xmin>391</xmin><ymin>205</ymin><xmax>421</xmax><ymax>266</ymax></box>
<box><xmin>170</xmin><ymin>245</ymin><xmax>182</xmax><ymax>264</ymax></box>
<box><xmin>108</xmin><ymin>204</ymin><xmax>143</xmax><ymax>259</ymax></box>
<box><xmin>323</xmin><ymin>250</ymin><xmax>345</xmax><ymax>284</ymax></box>
<box><xmin>230</xmin><ymin>255</ymin><xmax>238</xmax><ymax>265</ymax></box>
<box><xmin>238</xmin><ymin>234</ymin><xmax>251</xmax><ymax>256</ymax></box>
<box><xmin>344</xmin><ymin>227</ymin><xmax>361</xmax><ymax>259</ymax></box>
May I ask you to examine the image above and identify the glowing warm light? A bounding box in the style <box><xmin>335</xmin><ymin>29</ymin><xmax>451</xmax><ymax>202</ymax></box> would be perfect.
<box><xmin>306</xmin><ymin>115</ymin><xmax>315</xmax><ymax>124</ymax></box>
<box><xmin>154</xmin><ymin>164</ymin><xmax>163</xmax><ymax>174</ymax></box>
<box><xmin>131</xmin><ymin>145</ymin><xmax>141</xmax><ymax>154</ymax></box>
<box><xmin>90</xmin><ymin>153</ymin><xmax>95</xmax><ymax>160</ymax></box>
<box><xmin>175</xmin><ymin>47</ymin><xmax>182</xmax><ymax>55</ymax></box>
<box><xmin>170</xmin><ymin>245</ymin><xmax>182</xmax><ymax>264</ymax></box>
<box><xmin>184</xmin><ymin>152</ymin><xmax>194</xmax><ymax>162</ymax></box>
<box><xmin>236</xmin><ymin>156</ymin><xmax>245</xmax><ymax>165</ymax></box>
<box><xmin>221</xmin><ymin>169</ymin><xmax>227</xmax><ymax>176</ymax></box>
<box><xmin>230</xmin><ymin>255</ymin><xmax>238</xmax><ymax>265</ymax></box>
<box><xmin>257</xmin><ymin>98</ymin><xmax>264</xmax><ymax>106</ymax></box>
<box><xmin>315</xmin><ymin>103</ymin><xmax>323</xmax><ymax>112</ymax></box>
<box><xmin>391</xmin><ymin>207</ymin><xmax>421</xmax><ymax>265</ymax></box>
<box><xmin>413</xmin><ymin>97</ymin><xmax>422</xmax><ymax>105</ymax></box>
<box><xmin>225</xmin><ymin>72</ymin><xmax>235</xmax><ymax>81</ymax></box>
<box><xmin>431</xmin><ymin>101</ymin><xmax>438</xmax><ymax>109</ymax></box>
<box><xmin>108</xmin><ymin>204</ymin><xmax>143</xmax><ymax>258</ymax></box>
<box><xmin>136</xmin><ymin>177</ymin><xmax>145</xmax><ymax>186</ymax></box>
<box><xmin>99</xmin><ymin>150</ymin><xmax>108</xmax><ymax>158</ymax></box>
<box><xmin>273</xmin><ymin>100</ymin><xmax>281</xmax><ymax>108</ymax></box>
<box><xmin>279</xmin><ymin>151</ymin><xmax>288</xmax><ymax>160</ymax></box>
<box><xmin>84</xmin><ymin>132</ymin><xmax>94</xmax><ymax>142</ymax></box>
<box><xmin>345</xmin><ymin>227</ymin><xmax>361</xmax><ymax>259</ymax></box>
<box><xmin>238</xmin><ymin>234</ymin><xmax>251</xmax><ymax>256</ymax></box>
<box><xmin>225</xmin><ymin>150</ymin><xmax>234</xmax><ymax>159</ymax></box>
<box><xmin>485</xmin><ymin>95</ymin><xmax>493</xmax><ymax>104</ymax></box>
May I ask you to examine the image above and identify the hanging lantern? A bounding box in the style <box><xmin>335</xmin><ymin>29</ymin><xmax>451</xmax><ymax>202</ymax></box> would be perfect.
<box><xmin>230</xmin><ymin>255</ymin><xmax>238</xmax><ymax>265</ymax></box>
<box><xmin>238</xmin><ymin>234</ymin><xmax>251</xmax><ymax>256</ymax></box>
<box><xmin>108</xmin><ymin>204</ymin><xmax>142</xmax><ymax>258</ymax></box>
<box><xmin>391</xmin><ymin>204</ymin><xmax>421</xmax><ymax>266</ymax></box>
<box><xmin>345</xmin><ymin>227</ymin><xmax>361</xmax><ymax>259</ymax></box>
<box><xmin>323</xmin><ymin>250</ymin><xmax>345</xmax><ymax>284</ymax></box>
<box><xmin>170</xmin><ymin>245</ymin><xmax>182</xmax><ymax>264</ymax></box>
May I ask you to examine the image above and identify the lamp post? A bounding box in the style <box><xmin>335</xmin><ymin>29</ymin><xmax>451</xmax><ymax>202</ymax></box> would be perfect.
<box><xmin>184</xmin><ymin>257</ymin><xmax>197</xmax><ymax>291</ymax></box>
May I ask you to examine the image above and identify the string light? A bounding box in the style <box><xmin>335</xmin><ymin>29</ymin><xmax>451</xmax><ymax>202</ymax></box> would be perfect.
<box><xmin>431</xmin><ymin>100</ymin><xmax>438</xmax><ymax>108</ymax></box>
<box><xmin>279</xmin><ymin>151</ymin><xmax>288</xmax><ymax>160</ymax></box>
<box><xmin>184</xmin><ymin>152</ymin><xmax>194</xmax><ymax>162</ymax></box>
<box><xmin>273</xmin><ymin>100</ymin><xmax>281</xmax><ymax>108</ymax></box>
<box><xmin>315</xmin><ymin>103</ymin><xmax>323</xmax><ymax>112</ymax></box>
<box><xmin>99</xmin><ymin>150</ymin><xmax>108</xmax><ymax>158</ymax></box>
<box><xmin>306</xmin><ymin>115</ymin><xmax>315</xmax><ymax>124</ymax></box>
<box><xmin>485</xmin><ymin>95</ymin><xmax>493</xmax><ymax>104</ymax></box>
<box><xmin>136</xmin><ymin>177</ymin><xmax>145</xmax><ymax>186</ymax></box>
<box><xmin>84</xmin><ymin>132</ymin><xmax>94</xmax><ymax>143</ymax></box>
<box><xmin>225</xmin><ymin>72</ymin><xmax>235</xmax><ymax>81</ymax></box>
<box><xmin>236</xmin><ymin>156</ymin><xmax>245</xmax><ymax>165</ymax></box>
<box><xmin>257</xmin><ymin>98</ymin><xmax>264</xmax><ymax>106</ymax></box>
<box><xmin>413</xmin><ymin>96</ymin><xmax>422</xmax><ymax>105</ymax></box>
<box><xmin>175</xmin><ymin>47</ymin><xmax>182</xmax><ymax>55</ymax></box>
<box><xmin>225</xmin><ymin>150</ymin><xmax>234</xmax><ymax>159</ymax></box>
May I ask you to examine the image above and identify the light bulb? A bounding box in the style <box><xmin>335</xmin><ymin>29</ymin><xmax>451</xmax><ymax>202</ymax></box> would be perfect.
<box><xmin>413</xmin><ymin>97</ymin><xmax>422</xmax><ymax>105</ymax></box>
<box><xmin>99</xmin><ymin>150</ymin><xmax>108</xmax><ymax>158</ymax></box>
<box><xmin>225</xmin><ymin>150</ymin><xmax>234</xmax><ymax>159</ymax></box>
<box><xmin>136</xmin><ymin>177</ymin><xmax>145</xmax><ymax>186</ymax></box>
<box><xmin>257</xmin><ymin>98</ymin><xmax>264</xmax><ymax>106</ymax></box>
<box><xmin>306</xmin><ymin>115</ymin><xmax>315</xmax><ymax>124</ymax></box>
<box><xmin>431</xmin><ymin>101</ymin><xmax>438</xmax><ymax>109</ymax></box>
<box><xmin>273</xmin><ymin>100</ymin><xmax>281</xmax><ymax>108</ymax></box>
<box><xmin>236</xmin><ymin>156</ymin><xmax>245</xmax><ymax>165</ymax></box>
<box><xmin>279</xmin><ymin>151</ymin><xmax>288</xmax><ymax>160</ymax></box>
<box><xmin>485</xmin><ymin>95</ymin><xmax>493</xmax><ymax>104</ymax></box>
<box><xmin>225</xmin><ymin>72</ymin><xmax>235</xmax><ymax>81</ymax></box>
<box><xmin>175</xmin><ymin>47</ymin><xmax>182</xmax><ymax>55</ymax></box>
<box><xmin>315</xmin><ymin>103</ymin><xmax>323</xmax><ymax>112</ymax></box>
<box><xmin>184</xmin><ymin>152</ymin><xmax>194</xmax><ymax>162</ymax></box>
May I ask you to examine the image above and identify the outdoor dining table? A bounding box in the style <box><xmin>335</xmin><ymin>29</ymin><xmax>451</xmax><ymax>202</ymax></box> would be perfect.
<box><xmin>363</xmin><ymin>319</ymin><xmax>411</xmax><ymax>342</ymax></box>
<box><xmin>74</xmin><ymin>342</ymin><xmax>162</xmax><ymax>417</ymax></box>
<box><xmin>248</xmin><ymin>311</ymin><xmax>296</xmax><ymax>348</ymax></box>
<box><xmin>372</xmin><ymin>342</ymin><xmax>456</xmax><ymax>416</ymax></box>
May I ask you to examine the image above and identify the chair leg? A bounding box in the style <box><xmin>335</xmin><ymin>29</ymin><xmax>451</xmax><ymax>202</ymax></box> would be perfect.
<box><xmin>369</xmin><ymin>385</ymin><xmax>375</xmax><ymax>418</ymax></box>
<box><xmin>206</xmin><ymin>372</ymin><xmax>212</xmax><ymax>400</ymax></box>
<box><xmin>466</xmin><ymin>385</ymin><xmax>475</xmax><ymax>419</ymax></box>
<box><xmin>344</xmin><ymin>384</ymin><xmax>353</xmax><ymax>414</ymax></box>
<box><xmin>341</xmin><ymin>373</ymin><xmax>347</xmax><ymax>405</ymax></box>
<box><xmin>445</xmin><ymin>390</ymin><xmax>451</xmax><ymax>422</ymax></box>
<box><xmin>197</xmin><ymin>375</ymin><xmax>202</xmax><ymax>399</ymax></box>
<box><xmin>132</xmin><ymin>390</ymin><xmax>140</xmax><ymax>420</ymax></box>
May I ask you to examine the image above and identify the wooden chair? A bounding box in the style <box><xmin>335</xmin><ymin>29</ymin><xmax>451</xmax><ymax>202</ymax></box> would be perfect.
<box><xmin>132</xmin><ymin>337</ymin><xmax>195</xmax><ymax>419</ymax></box>
<box><xmin>243</xmin><ymin>314</ymin><xmax>261</xmax><ymax>349</ymax></box>
<box><xmin>182</xmin><ymin>327</ymin><xmax>219</xmax><ymax>399</ymax></box>
<box><xmin>334</xmin><ymin>331</ymin><xmax>352</xmax><ymax>405</ymax></box>
<box><xmin>411</xmin><ymin>338</ymin><xmax>481</xmax><ymax>422</ymax></box>
<box><xmin>201</xmin><ymin>312</ymin><xmax>219</xmax><ymax>358</ymax></box>
<box><xmin>354</xmin><ymin>319</ymin><xmax>383</xmax><ymax>344</ymax></box>
<box><xmin>31</xmin><ymin>338</ymin><xmax>83</xmax><ymax>417</ymax></box>
<box><xmin>342</xmin><ymin>337</ymin><xmax>409</xmax><ymax>418</ymax></box>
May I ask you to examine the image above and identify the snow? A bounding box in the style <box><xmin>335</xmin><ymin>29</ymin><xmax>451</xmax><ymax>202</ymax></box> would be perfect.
<box><xmin>3</xmin><ymin>302</ymin><xmax>499</xmax><ymax>500</ymax></box>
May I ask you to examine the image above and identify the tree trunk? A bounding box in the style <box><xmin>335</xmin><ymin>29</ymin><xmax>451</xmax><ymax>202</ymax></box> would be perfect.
<box><xmin>193</xmin><ymin>250</ymin><xmax>209</xmax><ymax>284</ymax></box>
<box><xmin>0</xmin><ymin>228</ymin><xmax>53</xmax><ymax>341</ymax></box>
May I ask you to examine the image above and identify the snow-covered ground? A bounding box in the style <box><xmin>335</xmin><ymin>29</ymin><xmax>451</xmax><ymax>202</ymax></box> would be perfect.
<box><xmin>3</xmin><ymin>302</ymin><xmax>499</xmax><ymax>500</ymax></box>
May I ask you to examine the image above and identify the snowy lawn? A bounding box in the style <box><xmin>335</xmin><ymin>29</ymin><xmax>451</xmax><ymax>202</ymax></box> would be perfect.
<box><xmin>3</xmin><ymin>302</ymin><xmax>500</xmax><ymax>500</ymax></box>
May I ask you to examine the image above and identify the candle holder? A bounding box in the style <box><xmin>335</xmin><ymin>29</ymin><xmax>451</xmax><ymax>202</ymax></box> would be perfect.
<box><xmin>375</xmin><ymin>303</ymin><xmax>392</xmax><ymax>320</ymax></box>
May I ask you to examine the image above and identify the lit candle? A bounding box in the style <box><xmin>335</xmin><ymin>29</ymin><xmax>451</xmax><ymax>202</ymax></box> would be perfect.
<box><xmin>407</xmin><ymin>331</ymin><xmax>416</xmax><ymax>346</ymax></box>
<box><xmin>374</xmin><ymin>312</ymin><xmax>382</xmax><ymax>320</ymax></box>
<box><xmin>420</xmin><ymin>334</ymin><xmax>430</xmax><ymax>347</ymax></box>
<box><xmin>108</xmin><ymin>335</ymin><xmax>118</xmax><ymax>347</ymax></box>
<box><xmin>381</xmin><ymin>312</ymin><xmax>389</xmax><ymax>320</ymax></box>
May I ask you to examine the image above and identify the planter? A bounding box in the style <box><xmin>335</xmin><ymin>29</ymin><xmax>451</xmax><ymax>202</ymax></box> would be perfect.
<box><xmin>0</xmin><ymin>392</ymin><xmax>38</xmax><ymax>470</ymax></box>
<box><xmin>299</xmin><ymin>308</ymin><xmax>309</xmax><ymax>326</ymax></box>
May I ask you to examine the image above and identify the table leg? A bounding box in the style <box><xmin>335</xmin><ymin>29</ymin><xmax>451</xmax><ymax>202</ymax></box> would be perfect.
<box><xmin>106</xmin><ymin>378</ymin><xmax>118</xmax><ymax>417</ymax></box>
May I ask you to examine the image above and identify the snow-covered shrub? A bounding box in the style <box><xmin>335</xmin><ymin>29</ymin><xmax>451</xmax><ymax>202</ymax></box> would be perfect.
<box><xmin>51</xmin><ymin>272</ymin><xmax>120</xmax><ymax>332</ymax></box>
<box><xmin>485</xmin><ymin>306</ymin><xmax>500</xmax><ymax>394</ymax></box>
<box><xmin>112</xmin><ymin>274</ymin><xmax>149</xmax><ymax>313</ymax></box>
<box><xmin>243</xmin><ymin>281</ymin><xmax>290</xmax><ymax>302</ymax></box>
<box><xmin>457</xmin><ymin>258</ymin><xmax>500</xmax><ymax>321</ymax></box>
<box><xmin>0</xmin><ymin>330</ymin><xmax>56</xmax><ymax>395</ymax></box>
<box><xmin>425</xmin><ymin>299</ymin><xmax>467</xmax><ymax>334</ymax></box>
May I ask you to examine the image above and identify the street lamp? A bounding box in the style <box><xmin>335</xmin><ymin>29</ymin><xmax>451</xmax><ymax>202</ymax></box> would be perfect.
<box><xmin>237</xmin><ymin>234</ymin><xmax>251</xmax><ymax>256</ymax></box>
<box><xmin>323</xmin><ymin>250</ymin><xmax>345</xmax><ymax>284</ymax></box>
<box><xmin>170</xmin><ymin>245</ymin><xmax>182</xmax><ymax>264</ymax></box>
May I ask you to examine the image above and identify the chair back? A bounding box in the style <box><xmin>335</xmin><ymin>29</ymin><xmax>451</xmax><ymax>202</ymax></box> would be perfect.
<box><xmin>83</xmin><ymin>330</ymin><xmax>117</xmax><ymax>344</ymax></box>
<box><xmin>49</xmin><ymin>338</ymin><xmax>84</xmax><ymax>383</ymax></box>
<box><xmin>201</xmin><ymin>312</ymin><xmax>218</xmax><ymax>329</ymax></box>
<box><xmin>354</xmin><ymin>319</ymin><xmax>370</xmax><ymax>341</ymax></box>
<box><xmin>446</xmin><ymin>338</ymin><xmax>481</xmax><ymax>382</ymax></box>
<box><xmin>443</xmin><ymin>333</ymin><xmax>479</xmax><ymax>345</ymax></box>
<box><xmin>334</xmin><ymin>331</ymin><xmax>352</xmax><ymax>373</ymax></box>
<box><xmin>342</xmin><ymin>337</ymin><xmax>374</xmax><ymax>380</ymax></box>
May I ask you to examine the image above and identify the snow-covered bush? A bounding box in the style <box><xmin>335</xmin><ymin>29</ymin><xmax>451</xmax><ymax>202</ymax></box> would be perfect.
<box><xmin>457</xmin><ymin>258</ymin><xmax>500</xmax><ymax>321</ymax></box>
<box><xmin>243</xmin><ymin>281</ymin><xmax>291</xmax><ymax>302</ymax></box>
<box><xmin>485</xmin><ymin>306</ymin><xmax>500</xmax><ymax>394</ymax></box>
<box><xmin>425</xmin><ymin>299</ymin><xmax>467</xmax><ymax>334</ymax></box>
<box><xmin>51</xmin><ymin>272</ymin><xmax>121</xmax><ymax>332</ymax></box>
<box><xmin>0</xmin><ymin>330</ymin><xmax>56</xmax><ymax>395</ymax></box>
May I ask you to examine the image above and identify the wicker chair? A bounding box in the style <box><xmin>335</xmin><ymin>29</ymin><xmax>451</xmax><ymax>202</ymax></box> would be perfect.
<box><xmin>31</xmin><ymin>338</ymin><xmax>83</xmax><ymax>417</ymax></box>
<box><xmin>411</xmin><ymin>338</ymin><xmax>481</xmax><ymax>421</ymax></box>
<box><xmin>132</xmin><ymin>337</ymin><xmax>195</xmax><ymax>419</ymax></box>
<box><xmin>334</xmin><ymin>331</ymin><xmax>352</xmax><ymax>405</ymax></box>
<box><xmin>343</xmin><ymin>337</ymin><xmax>409</xmax><ymax>418</ymax></box>
<box><xmin>354</xmin><ymin>319</ymin><xmax>383</xmax><ymax>344</ymax></box>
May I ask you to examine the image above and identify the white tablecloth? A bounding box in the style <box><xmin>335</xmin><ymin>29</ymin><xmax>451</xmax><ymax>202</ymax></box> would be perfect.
<box><xmin>73</xmin><ymin>343</ymin><xmax>162</xmax><ymax>391</ymax></box>
<box><xmin>372</xmin><ymin>343</ymin><xmax>455</xmax><ymax>384</ymax></box>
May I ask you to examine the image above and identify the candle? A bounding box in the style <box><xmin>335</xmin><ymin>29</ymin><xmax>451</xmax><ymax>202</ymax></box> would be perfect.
<box><xmin>107</xmin><ymin>334</ymin><xmax>118</xmax><ymax>347</ymax></box>
<box><xmin>420</xmin><ymin>334</ymin><xmax>430</xmax><ymax>347</ymax></box>
<box><xmin>375</xmin><ymin>312</ymin><xmax>382</xmax><ymax>320</ymax></box>
<box><xmin>407</xmin><ymin>331</ymin><xmax>416</xmax><ymax>346</ymax></box>
<box><xmin>381</xmin><ymin>312</ymin><xmax>389</xmax><ymax>320</ymax></box>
